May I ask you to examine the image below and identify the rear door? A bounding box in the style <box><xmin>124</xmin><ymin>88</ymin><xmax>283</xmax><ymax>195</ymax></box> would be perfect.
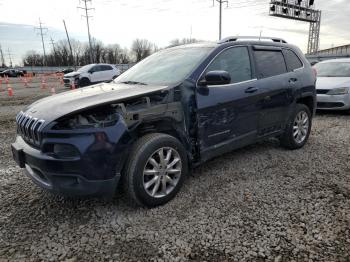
<box><xmin>196</xmin><ymin>46</ymin><xmax>264</xmax><ymax>160</ymax></box>
<box><xmin>101</xmin><ymin>65</ymin><xmax>114</xmax><ymax>81</ymax></box>
<box><xmin>252</xmin><ymin>46</ymin><xmax>294</xmax><ymax>136</ymax></box>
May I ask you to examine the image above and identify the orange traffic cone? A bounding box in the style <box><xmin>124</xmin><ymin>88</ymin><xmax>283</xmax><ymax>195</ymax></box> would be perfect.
<box><xmin>50</xmin><ymin>86</ymin><xmax>56</xmax><ymax>95</ymax></box>
<box><xmin>8</xmin><ymin>86</ymin><xmax>13</xmax><ymax>97</ymax></box>
<box><xmin>24</xmin><ymin>78</ymin><xmax>29</xmax><ymax>88</ymax></box>
<box><xmin>41</xmin><ymin>78</ymin><xmax>47</xmax><ymax>89</ymax></box>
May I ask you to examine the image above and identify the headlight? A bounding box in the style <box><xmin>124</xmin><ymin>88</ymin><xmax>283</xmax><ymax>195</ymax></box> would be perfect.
<box><xmin>327</xmin><ymin>87</ymin><xmax>350</xmax><ymax>95</ymax></box>
<box><xmin>53</xmin><ymin>106</ymin><xmax>119</xmax><ymax>130</ymax></box>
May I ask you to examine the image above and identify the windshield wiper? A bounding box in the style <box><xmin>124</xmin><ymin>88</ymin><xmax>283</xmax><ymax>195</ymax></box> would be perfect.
<box><xmin>120</xmin><ymin>81</ymin><xmax>148</xmax><ymax>85</ymax></box>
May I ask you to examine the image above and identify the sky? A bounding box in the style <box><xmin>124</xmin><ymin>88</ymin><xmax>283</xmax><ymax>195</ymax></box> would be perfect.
<box><xmin>0</xmin><ymin>0</ymin><xmax>349</xmax><ymax>65</ymax></box>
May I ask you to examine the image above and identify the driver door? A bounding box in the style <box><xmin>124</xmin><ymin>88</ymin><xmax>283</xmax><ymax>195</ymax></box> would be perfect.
<box><xmin>90</xmin><ymin>65</ymin><xmax>104</xmax><ymax>83</ymax></box>
<box><xmin>196</xmin><ymin>46</ymin><xmax>264</xmax><ymax>161</ymax></box>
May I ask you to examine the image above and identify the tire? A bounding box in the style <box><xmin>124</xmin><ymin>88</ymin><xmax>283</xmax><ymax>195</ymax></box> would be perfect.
<box><xmin>280</xmin><ymin>104</ymin><xmax>312</xmax><ymax>150</ymax></box>
<box><xmin>123</xmin><ymin>133</ymin><xmax>188</xmax><ymax>207</ymax></box>
<box><xmin>78</xmin><ymin>78</ymin><xmax>90</xmax><ymax>87</ymax></box>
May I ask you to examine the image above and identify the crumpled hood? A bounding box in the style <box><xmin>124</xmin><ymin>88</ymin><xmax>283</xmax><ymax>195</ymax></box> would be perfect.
<box><xmin>316</xmin><ymin>77</ymin><xmax>350</xmax><ymax>90</ymax></box>
<box><xmin>22</xmin><ymin>82</ymin><xmax>168</xmax><ymax>125</ymax></box>
<box><xmin>64</xmin><ymin>72</ymin><xmax>80</xmax><ymax>78</ymax></box>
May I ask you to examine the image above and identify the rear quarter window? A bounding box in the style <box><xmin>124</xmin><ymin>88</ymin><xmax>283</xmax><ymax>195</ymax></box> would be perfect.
<box><xmin>283</xmin><ymin>49</ymin><xmax>303</xmax><ymax>71</ymax></box>
<box><xmin>254</xmin><ymin>50</ymin><xmax>287</xmax><ymax>78</ymax></box>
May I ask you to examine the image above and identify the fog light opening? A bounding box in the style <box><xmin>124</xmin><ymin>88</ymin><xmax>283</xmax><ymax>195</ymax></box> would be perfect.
<box><xmin>53</xmin><ymin>144</ymin><xmax>79</xmax><ymax>159</ymax></box>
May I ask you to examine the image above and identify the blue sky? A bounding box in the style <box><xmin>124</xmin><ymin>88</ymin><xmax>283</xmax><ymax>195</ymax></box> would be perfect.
<box><xmin>0</xmin><ymin>0</ymin><xmax>349</xmax><ymax>65</ymax></box>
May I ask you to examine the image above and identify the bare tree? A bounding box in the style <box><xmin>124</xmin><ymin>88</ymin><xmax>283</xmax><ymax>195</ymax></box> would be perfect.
<box><xmin>168</xmin><ymin>38</ymin><xmax>201</xmax><ymax>48</ymax></box>
<box><xmin>22</xmin><ymin>38</ymin><xmax>135</xmax><ymax>66</ymax></box>
<box><xmin>131</xmin><ymin>39</ymin><xmax>156</xmax><ymax>62</ymax></box>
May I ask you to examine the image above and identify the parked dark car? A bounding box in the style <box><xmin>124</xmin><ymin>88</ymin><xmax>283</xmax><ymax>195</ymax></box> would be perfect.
<box><xmin>11</xmin><ymin>36</ymin><xmax>316</xmax><ymax>207</ymax></box>
<box><xmin>0</xmin><ymin>69</ymin><xmax>24</xmax><ymax>77</ymax></box>
<box><xmin>56</xmin><ymin>68</ymin><xmax>74</xmax><ymax>75</ymax></box>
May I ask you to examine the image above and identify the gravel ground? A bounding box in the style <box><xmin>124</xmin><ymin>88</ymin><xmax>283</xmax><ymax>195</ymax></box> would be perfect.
<box><xmin>0</xmin><ymin>80</ymin><xmax>349</xmax><ymax>261</ymax></box>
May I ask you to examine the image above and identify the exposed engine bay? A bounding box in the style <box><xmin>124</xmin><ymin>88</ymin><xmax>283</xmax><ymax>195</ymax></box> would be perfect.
<box><xmin>53</xmin><ymin>92</ymin><xmax>184</xmax><ymax>130</ymax></box>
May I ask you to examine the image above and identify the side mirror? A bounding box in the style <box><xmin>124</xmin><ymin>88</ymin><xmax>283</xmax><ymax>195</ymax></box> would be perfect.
<box><xmin>199</xmin><ymin>71</ymin><xmax>231</xmax><ymax>86</ymax></box>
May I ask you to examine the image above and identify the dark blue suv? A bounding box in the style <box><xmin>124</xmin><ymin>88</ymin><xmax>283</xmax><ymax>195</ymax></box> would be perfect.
<box><xmin>11</xmin><ymin>36</ymin><xmax>316</xmax><ymax>207</ymax></box>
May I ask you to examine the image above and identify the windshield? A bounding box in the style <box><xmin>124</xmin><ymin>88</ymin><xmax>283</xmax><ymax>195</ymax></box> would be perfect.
<box><xmin>77</xmin><ymin>64</ymin><xmax>94</xmax><ymax>73</ymax></box>
<box><xmin>314</xmin><ymin>62</ymin><xmax>350</xmax><ymax>77</ymax></box>
<box><xmin>115</xmin><ymin>47</ymin><xmax>213</xmax><ymax>86</ymax></box>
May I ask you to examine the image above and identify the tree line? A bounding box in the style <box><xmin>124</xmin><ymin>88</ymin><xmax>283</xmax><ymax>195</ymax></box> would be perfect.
<box><xmin>22</xmin><ymin>38</ymin><xmax>200</xmax><ymax>67</ymax></box>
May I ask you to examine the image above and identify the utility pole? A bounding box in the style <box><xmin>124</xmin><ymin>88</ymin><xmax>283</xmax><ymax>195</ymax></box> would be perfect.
<box><xmin>50</xmin><ymin>37</ymin><xmax>57</xmax><ymax>66</ymax></box>
<box><xmin>77</xmin><ymin>0</ymin><xmax>94</xmax><ymax>64</ymax></box>
<box><xmin>35</xmin><ymin>18</ymin><xmax>48</xmax><ymax>66</ymax></box>
<box><xmin>7</xmin><ymin>48</ymin><xmax>13</xmax><ymax>68</ymax></box>
<box><xmin>0</xmin><ymin>44</ymin><xmax>5</xmax><ymax>67</ymax></box>
<box><xmin>213</xmin><ymin>0</ymin><xmax>228</xmax><ymax>40</ymax></box>
<box><xmin>63</xmin><ymin>20</ymin><xmax>75</xmax><ymax>68</ymax></box>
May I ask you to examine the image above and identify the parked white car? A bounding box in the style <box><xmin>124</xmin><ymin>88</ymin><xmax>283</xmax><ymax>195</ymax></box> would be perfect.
<box><xmin>314</xmin><ymin>58</ymin><xmax>350</xmax><ymax>112</ymax></box>
<box><xmin>63</xmin><ymin>64</ymin><xmax>121</xmax><ymax>88</ymax></box>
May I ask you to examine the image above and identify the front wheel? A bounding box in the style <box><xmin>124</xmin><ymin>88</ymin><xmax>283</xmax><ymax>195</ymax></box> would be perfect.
<box><xmin>78</xmin><ymin>78</ymin><xmax>90</xmax><ymax>88</ymax></box>
<box><xmin>280</xmin><ymin>104</ymin><xmax>312</xmax><ymax>150</ymax></box>
<box><xmin>123</xmin><ymin>133</ymin><xmax>188</xmax><ymax>207</ymax></box>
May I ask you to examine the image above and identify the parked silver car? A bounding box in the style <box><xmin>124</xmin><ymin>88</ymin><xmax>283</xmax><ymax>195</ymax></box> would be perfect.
<box><xmin>314</xmin><ymin>58</ymin><xmax>350</xmax><ymax>111</ymax></box>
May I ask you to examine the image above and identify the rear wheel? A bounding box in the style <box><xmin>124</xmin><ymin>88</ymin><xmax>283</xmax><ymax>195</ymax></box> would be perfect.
<box><xmin>123</xmin><ymin>133</ymin><xmax>188</xmax><ymax>207</ymax></box>
<box><xmin>280</xmin><ymin>104</ymin><xmax>312</xmax><ymax>149</ymax></box>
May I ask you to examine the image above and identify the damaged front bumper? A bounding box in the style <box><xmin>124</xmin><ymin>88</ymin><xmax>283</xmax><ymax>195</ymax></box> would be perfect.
<box><xmin>11</xmin><ymin>120</ymin><xmax>132</xmax><ymax>196</ymax></box>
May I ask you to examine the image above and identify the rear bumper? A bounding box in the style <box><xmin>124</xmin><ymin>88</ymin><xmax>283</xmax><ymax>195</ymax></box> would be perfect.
<box><xmin>317</xmin><ymin>94</ymin><xmax>350</xmax><ymax>110</ymax></box>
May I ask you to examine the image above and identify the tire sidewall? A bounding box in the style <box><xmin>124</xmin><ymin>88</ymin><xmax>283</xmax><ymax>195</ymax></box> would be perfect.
<box><xmin>79</xmin><ymin>78</ymin><xmax>90</xmax><ymax>87</ymax></box>
<box><xmin>130</xmin><ymin>136</ymin><xmax>188</xmax><ymax>207</ymax></box>
<box><xmin>288</xmin><ymin>104</ymin><xmax>312</xmax><ymax>148</ymax></box>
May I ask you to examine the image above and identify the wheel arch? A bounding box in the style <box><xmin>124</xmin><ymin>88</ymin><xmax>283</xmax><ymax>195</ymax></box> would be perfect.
<box><xmin>296</xmin><ymin>95</ymin><xmax>315</xmax><ymax>116</ymax></box>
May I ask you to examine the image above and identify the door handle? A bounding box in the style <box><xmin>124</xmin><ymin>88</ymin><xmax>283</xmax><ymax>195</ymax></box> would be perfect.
<box><xmin>289</xmin><ymin>78</ymin><xmax>298</xmax><ymax>83</ymax></box>
<box><xmin>245</xmin><ymin>87</ymin><xmax>258</xmax><ymax>93</ymax></box>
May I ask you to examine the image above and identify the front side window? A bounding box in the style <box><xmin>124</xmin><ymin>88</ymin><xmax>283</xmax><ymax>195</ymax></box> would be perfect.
<box><xmin>102</xmin><ymin>65</ymin><xmax>113</xmax><ymax>71</ymax></box>
<box><xmin>205</xmin><ymin>46</ymin><xmax>252</xmax><ymax>84</ymax></box>
<box><xmin>254</xmin><ymin>50</ymin><xmax>287</xmax><ymax>78</ymax></box>
<box><xmin>92</xmin><ymin>65</ymin><xmax>103</xmax><ymax>72</ymax></box>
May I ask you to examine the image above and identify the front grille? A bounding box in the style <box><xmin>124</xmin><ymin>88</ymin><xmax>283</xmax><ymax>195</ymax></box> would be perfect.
<box><xmin>317</xmin><ymin>102</ymin><xmax>345</xmax><ymax>108</ymax></box>
<box><xmin>316</xmin><ymin>89</ymin><xmax>329</xmax><ymax>95</ymax></box>
<box><xmin>16</xmin><ymin>111</ymin><xmax>45</xmax><ymax>146</ymax></box>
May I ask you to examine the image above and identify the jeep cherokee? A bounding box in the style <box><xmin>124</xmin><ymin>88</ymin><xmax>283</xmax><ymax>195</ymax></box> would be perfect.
<box><xmin>11</xmin><ymin>36</ymin><xmax>316</xmax><ymax>207</ymax></box>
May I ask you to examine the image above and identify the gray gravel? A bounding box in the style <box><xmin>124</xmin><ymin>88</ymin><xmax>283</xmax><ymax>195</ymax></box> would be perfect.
<box><xmin>0</xmin><ymin>82</ymin><xmax>350</xmax><ymax>261</ymax></box>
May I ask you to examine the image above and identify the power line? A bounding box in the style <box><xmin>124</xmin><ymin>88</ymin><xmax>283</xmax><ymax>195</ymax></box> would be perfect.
<box><xmin>77</xmin><ymin>0</ymin><xmax>95</xmax><ymax>64</ymax></box>
<box><xmin>34</xmin><ymin>18</ymin><xmax>48</xmax><ymax>66</ymax></box>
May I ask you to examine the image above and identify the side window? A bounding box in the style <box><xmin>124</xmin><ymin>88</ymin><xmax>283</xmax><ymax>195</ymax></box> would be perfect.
<box><xmin>283</xmin><ymin>49</ymin><xmax>303</xmax><ymax>71</ymax></box>
<box><xmin>92</xmin><ymin>65</ymin><xmax>102</xmax><ymax>72</ymax></box>
<box><xmin>206</xmin><ymin>47</ymin><xmax>252</xmax><ymax>84</ymax></box>
<box><xmin>102</xmin><ymin>65</ymin><xmax>112</xmax><ymax>71</ymax></box>
<box><xmin>254</xmin><ymin>50</ymin><xmax>287</xmax><ymax>78</ymax></box>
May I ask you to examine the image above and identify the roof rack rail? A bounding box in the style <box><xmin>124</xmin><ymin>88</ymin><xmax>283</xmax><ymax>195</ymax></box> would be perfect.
<box><xmin>218</xmin><ymin>36</ymin><xmax>287</xmax><ymax>44</ymax></box>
